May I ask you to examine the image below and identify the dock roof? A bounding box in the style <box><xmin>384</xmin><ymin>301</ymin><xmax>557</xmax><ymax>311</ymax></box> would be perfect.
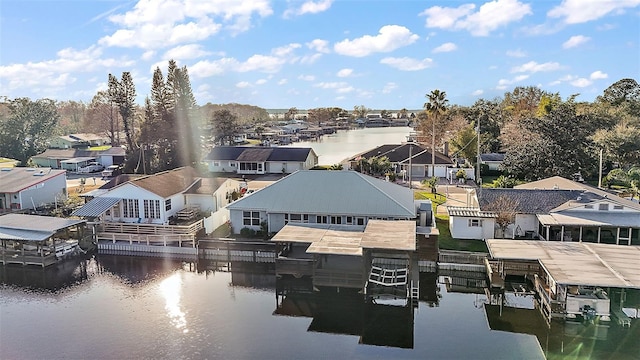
<box><xmin>0</xmin><ymin>214</ymin><xmax>85</xmax><ymax>241</ymax></box>
<box><xmin>486</xmin><ymin>240</ymin><xmax>640</xmax><ymax>289</ymax></box>
<box><xmin>271</xmin><ymin>220</ymin><xmax>416</xmax><ymax>256</ymax></box>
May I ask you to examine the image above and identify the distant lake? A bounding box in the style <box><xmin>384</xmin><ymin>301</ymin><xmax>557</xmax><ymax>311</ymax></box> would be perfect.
<box><xmin>285</xmin><ymin>127</ymin><xmax>412</xmax><ymax>165</ymax></box>
<box><xmin>2</xmin><ymin>255</ymin><xmax>638</xmax><ymax>359</ymax></box>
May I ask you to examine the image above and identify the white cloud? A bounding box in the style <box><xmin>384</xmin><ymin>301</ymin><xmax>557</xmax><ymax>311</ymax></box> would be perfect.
<box><xmin>99</xmin><ymin>0</ymin><xmax>273</xmax><ymax>49</ymax></box>
<box><xmin>549</xmin><ymin>74</ymin><xmax>576</xmax><ymax>86</ymax></box>
<box><xmin>337</xmin><ymin>68</ymin><xmax>353</xmax><ymax>77</ymax></box>
<box><xmin>383</xmin><ymin>82</ymin><xmax>398</xmax><ymax>94</ymax></box>
<box><xmin>189</xmin><ymin>51</ymin><xmax>287</xmax><ymax>78</ymax></box>
<box><xmin>272</xmin><ymin>43</ymin><xmax>302</xmax><ymax>57</ymax></box>
<box><xmin>334</xmin><ymin>25</ymin><xmax>419</xmax><ymax>57</ymax></box>
<box><xmin>511</xmin><ymin>61</ymin><xmax>562</xmax><ymax>73</ymax></box>
<box><xmin>421</xmin><ymin>0</ymin><xmax>532</xmax><ymax>36</ymax></box>
<box><xmin>0</xmin><ymin>45</ymin><xmax>134</xmax><ymax>92</ymax></box>
<box><xmin>163</xmin><ymin>44</ymin><xmax>212</xmax><ymax>60</ymax></box>
<box><xmin>590</xmin><ymin>70</ymin><xmax>608</xmax><ymax>80</ymax></box>
<box><xmin>306</xmin><ymin>39</ymin><xmax>330</xmax><ymax>53</ymax></box>
<box><xmin>298</xmin><ymin>75</ymin><xmax>315</xmax><ymax>81</ymax></box>
<box><xmin>496</xmin><ymin>74</ymin><xmax>529</xmax><ymax>89</ymax></box>
<box><xmin>380</xmin><ymin>57</ymin><xmax>434</xmax><ymax>71</ymax></box>
<box><xmin>562</xmin><ymin>35</ymin><xmax>590</xmax><ymax>49</ymax></box>
<box><xmin>432</xmin><ymin>42</ymin><xmax>458</xmax><ymax>53</ymax></box>
<box><xmin>571</xmin><ymin>78</ymin><xmax>592</xmax><ymax>87</ymax></box>
<box><xmin>472</xmin><ymin>89</ymin><xmax>484</xmax><ymax>96</ymax></box>
<box><xmin>299</xmin><ymin>53</ymin><xmax>323</xmax><ymax>64</ymax></box>
<box><xmin>255</xmin><ymin>79</ymin><xmax>267</xmax><ymax>85</ymax></box>
<box><xmin>314</xmin><ymin>81</ymin><xmax>348</xmax><ymax>89</ymax></box>
<box><xmin>284</xmin><ymin>0</ymin><xmax>333</xmax><ymax>18</ymax></box>
<box><xmin>278</xmin><ymin>79</ymin><xmax>288</xmax><ymax>85</ymax></box>
<box><xmin>142</xmin><ymin>50</ymin><xmax>156</xmax><ymax>61</ymax></box>
<box><xmin>506</xmin><ymin>49</ymin><xmax>526</xmax><ymax>57</ymax></box>
<box><xmin>336</xmin><ymin>86</ymin><xmax>355</xmax><ymax>94</ymax></box>
<box><xmin>236</xmin><ymin>81</ymin><xmax>251</xmax><ymax>88</ymax></box>
<box><xmin>548</xmin><ymin>0</ymin><xmax>640</xmax><ymax>24</ymax></box>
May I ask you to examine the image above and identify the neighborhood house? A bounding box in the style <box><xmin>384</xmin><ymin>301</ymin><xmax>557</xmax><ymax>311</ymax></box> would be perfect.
<box><xmin>0</xmin><ymin>167</ymin><xmax>67</xmax><ymax>211</ymax></box>
<box><xmin>205</xmin><ymin>146</ymin><xmax>318</xmax><ymax>174</ymax></box>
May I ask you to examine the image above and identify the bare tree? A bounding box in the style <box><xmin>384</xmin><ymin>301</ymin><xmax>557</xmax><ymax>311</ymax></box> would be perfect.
<box><xmin>483</xmin><ymin>195</ymin><xmax>519</xmax><ymax>239</ymax></box>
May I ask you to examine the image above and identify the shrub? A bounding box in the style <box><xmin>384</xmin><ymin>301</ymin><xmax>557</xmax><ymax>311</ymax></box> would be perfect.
<box><xmin>240</xmin><ymin>227</ymin><xmax>256</xmax><ymax>237</ymax></box>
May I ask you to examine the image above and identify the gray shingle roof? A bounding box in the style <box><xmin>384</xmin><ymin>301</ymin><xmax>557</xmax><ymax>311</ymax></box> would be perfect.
<box><xmin>227</xmin><ymin>170</ymin><xmax>415</xmax><ymax>218</ymax></box>
<box><xmin>478</xmin><ymin>188</ymin><xmax>583</xmax><ymax>214</ymax></box>
<box><xmin>205</xmin><ymin>146</ymin><xmax>313</xmax><ymax>162</ymax></box>
<box><xmin>480</xmin><ymin>153</ymin><xmax>506</xmax><ymax>162</ymax></box>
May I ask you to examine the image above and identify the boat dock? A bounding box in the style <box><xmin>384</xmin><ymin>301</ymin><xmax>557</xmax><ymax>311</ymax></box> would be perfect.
<box><xmin>486</xmin><ymin>239</ymin><xmax>640</xmax><ymax>324</ymax></box>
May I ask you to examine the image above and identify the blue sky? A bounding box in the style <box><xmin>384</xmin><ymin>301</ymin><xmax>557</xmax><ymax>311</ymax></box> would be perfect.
<box><xmin>1</xmin><ymin>0</ymin><xmax>638</xmax><ymax>109</ymax></box>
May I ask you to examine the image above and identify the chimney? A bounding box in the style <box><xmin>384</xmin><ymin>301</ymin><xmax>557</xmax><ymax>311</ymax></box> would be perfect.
<box><xmin>443</xmin><ymin>141</ymin><xmax>449</xmax><ymax>156</ymax></box>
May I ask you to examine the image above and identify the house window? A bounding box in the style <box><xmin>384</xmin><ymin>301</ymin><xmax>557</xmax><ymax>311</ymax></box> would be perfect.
<box><xmin>346</xmin><ymin>216</ymin><xmax>353</xmax><ymax>225</ymax></box>
<box><xmin>113</xmin><ymin>203</ymin><xmax>121</xmax><ymax>218</ymax></box>
<box><xmin>165</xmin><ymin>199</ymin><xmax>172</xmax><ymax>211</ymax></box>
<box><xmin>229</xmin><ymin>162</ymin><xmax>235</xmax><ymax>167</ymax></box>
<box><xmin>316</xmin><ymin>215</ymin><xmax>328</xmax><ymax>224</ymax></box>
<box><xmin>122</xmin><ymin>199</ymin><xmax>139</xmax><ymax>218</ymax></box>
<box><xmin>620</xmin><ymin>228</ymin><xmax>630</xmax><ymax>238</ymax></box>
<box><xmin>213</xmin><ymin>161</ymin><xmax>220</xmax><ymax>167</ymax></box>
<box><xmin>598</xmin><ymin>203</ymin><xmax>608</xmax><ymax>211</ymax></box>
<box><xmin>243</xmin><ymin>211</ymin><xmax>260</xmax><ymax>226</ymax></box>
<box><xmin>144</xmin><ymin>200</ymin><xmax>161</xmax><ymax>219</ymax></box>
<box><xmin>613</xmin><ymin>205</ymin><xmax>623</xmax><ymax>210</ymax></box>
<box><xmin>584</xmin><ymin>204</ymin><xmax>593</xmax><ymax>209</ymax></box>
<box><xmin>239</xmin><ymin>163</ymin><xmax>258</xmax><ymax>171</ymax></box>
<box><xmin>330</xmin><ymin>216</ymin><xmax>342</xmax><ymax>224</ymax></box>
<box><xmin>356</xmin><ymin>217</ymin><xmax>365</xmax><ymax>226</ymax></box>
<box><xmin>468</xmin><ymin>219</ymin><xmax>483</xmax><ymax>227</ymax></box>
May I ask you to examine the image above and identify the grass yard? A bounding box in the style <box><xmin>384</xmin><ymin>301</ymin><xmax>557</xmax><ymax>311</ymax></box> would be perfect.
<box><xmin>415</xmin><ymin>190</ymin><xmax>488</xmax><ymax>253</ymax></box>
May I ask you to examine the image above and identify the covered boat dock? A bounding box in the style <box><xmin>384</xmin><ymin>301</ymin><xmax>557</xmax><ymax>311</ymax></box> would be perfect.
<box><xmin>486</xmin><ymin>240</ymin><xmax>640</xmax><ymax>323</ymax></box>
<box><xmin>0</xmin><ymin>214</ymin><xmax>87</xmax><ymax>267</ymax></box>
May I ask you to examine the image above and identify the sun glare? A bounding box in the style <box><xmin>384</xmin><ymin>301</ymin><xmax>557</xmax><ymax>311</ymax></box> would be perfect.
<box><xmin>159</xmin><ymin>273</ymin><xmax>188</xmax><ymax>333</ymax></box>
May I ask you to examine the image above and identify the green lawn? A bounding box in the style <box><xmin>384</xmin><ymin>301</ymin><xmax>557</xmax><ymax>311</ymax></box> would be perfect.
<box><xmin>415</xmin><ymin>190</ymin><xmax>488</xmax><ymax>253</ymax></box>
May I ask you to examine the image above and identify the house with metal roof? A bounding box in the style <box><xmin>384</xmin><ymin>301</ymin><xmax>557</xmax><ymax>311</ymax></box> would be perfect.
<box><xmin>204</xmin><ymin>146</ymin><xmax>318</xmax><ymax>175</ymax></box>
<box><xmin>0</xmin><ymin>167</ymin><xmax>67</xmax><ymax>212</ymax></box>
<box><xmin>31</xmin><ymin>147</ymin><xmax>126</xmax><ymax>170</ymax></box>
<box><xmin>226</xmin><ymin>170</ymin><xmax>417</xmax><ymax>234</ymax></box>
<box><xmin>71</xmin><ymin>167</ymin><xmax>242</xmax><ymax>253</ymax></box>
<box><xmin>448</xmin><ymin>177</ymin><xmax>640</xmax><ymax>244</ymax></box>
<box><xmin>346</xmin><ymin>143</ymin><xmax>456</xmax><ymax>179</ymax></box>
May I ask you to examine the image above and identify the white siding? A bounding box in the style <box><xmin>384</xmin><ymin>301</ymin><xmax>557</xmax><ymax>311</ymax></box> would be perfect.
<box><xmin>515</xmin><ymin>214</ymin><xmax>538</xmax><ymax>234</ymax></box>
<box><xmin>449</xmin><ymin>216</ymin><xmax>495</xmax><ymax>240</ymax></box>
<box><xmin>19</xmin><ymin>174</ymin><xmax>67</xmax><ymax>209</ymax></box>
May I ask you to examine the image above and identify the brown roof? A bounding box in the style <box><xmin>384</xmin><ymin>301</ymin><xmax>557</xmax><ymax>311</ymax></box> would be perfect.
<box><xmin>131</xmin><ymin>167</ymin><xmax>200</xmax><ymax>198</ymax></box>
<box><xmin>184</xmin><ymin>177</ymin><xmax>229</xmax><ymax>195</ymax></box>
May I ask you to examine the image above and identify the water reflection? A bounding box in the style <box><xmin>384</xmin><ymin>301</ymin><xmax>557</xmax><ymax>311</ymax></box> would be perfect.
<box><xmin>159</xmin><ymin>273</ymin><xmax>188</xmax><ymax>333</ymax></box>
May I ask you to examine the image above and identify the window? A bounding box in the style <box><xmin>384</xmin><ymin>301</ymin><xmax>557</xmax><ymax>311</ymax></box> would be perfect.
<box><xmin>239</xmin><ymin>163</ymin><xmax>258</xmax><ymax>171</ymax></box>
<box><xmin>356</xmin><ymin>217</ymin><xmax>365</xmax><ymax>226</ymax></box>
<box><xmin>584</xmin><ymin>204</ymin><xmax>593</xmax><ymax>209</ymax></box>
<box><xmin>316</xmin><ymin>215</ymin><xmax>328</xmax><ymax>224</ymax></box>
<box><xmin>213</xmin><ymin>161</ymin><xmax>220</xmax><ymax>167</ymax></box>
<box><xmin>113</xmin><ymin>203</ymin><xmax>121</xmax><ymax>218</ymax></box>
<box><xmin>468</xmin><ymin>219</ymin><xmax>483</xmax><ymax>227</ymax></box>
<box><xmin>598</xmin><ymin>203</ymin><xmax>608</xmax><ymax>211</ymax></box>
<box><xmin>346</xmin><ymin>216</ymin><xmax>353</xmax><ymax>225</ymax></box>
<box><xmin>620</xmin><ymin>228</ymin><xmax>630</xmax><ymax>238</ymax></box>
<box><xmin>330</xmin><ymin>216</ymin><xmax>342</xmax><ymax>224</ymax></box>
<box><xmin>613</xmin><ymin>205</ymin><xmax>623</xmax><ymax>210</ymax></box>
<box><xmin>144</xmin><ymin>200</ymin><xmax>161</xmax><ymax>219</ymax></box>
<box><xmin>229</xmin><ymin>162</ymin><xmax>235</xmax><ymax>167</ymax></box>
<box><xmin>165</xmin><ymin>199</ymin><xmax>172</xmax><ymax>211</ymax></box>
<box><xmin>122</xmin><ymin>199</ymin><xmax>139</xmax><ymax>218</ymax></box>
<box><xmin>243</xmin><ymin>211</ymin><xmax>260</xmax><ymax>226</ymax></box>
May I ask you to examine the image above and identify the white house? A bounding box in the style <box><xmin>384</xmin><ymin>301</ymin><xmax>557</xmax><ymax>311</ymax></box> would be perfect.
<box><xmin>347</xmin><ymin>143</ymin><xmax>456</xmax><ymax>178</ymax></box>
<box><xmin>448</xmin><ymin>177</ymin><xmax>640</xmax><ymax>245</ymax></box>
<box><xmin>205</xmin><ymin>146</ymin><xmax>318</xmax><ymax>175</ymax></box>
<box><xmin>31</xmin><ymin>147</ymin><xmax>126</xmax><ymax>170</ymax></box>
<box><xmin>72</xmin><ymin>167</ymin><xmax>241</xmax><ymax>234</ymax></box>
<box><xmin>479</xmin><ymin>153</ymin><xmax>505</xmax><ymax>171</ymax></box>
<box><xmin>0</xmin><ymin>167</ymin><xmax>67</xmax><ymax>211</ymax></box>
<box><xmin>226</xmin><ymin>170</ymin><xmax>417</xmax><ymax>234</ymax></box>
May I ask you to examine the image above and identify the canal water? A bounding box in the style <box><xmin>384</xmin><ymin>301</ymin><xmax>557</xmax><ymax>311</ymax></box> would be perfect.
<box><xmin>1</xmin><ymin>255</ymin><xmax>638</xmax><ymax>359</ymax></box>
<box><xmin>284</xmin><ymin>126</ymin><xmax>412</xmax><ymax>165</ymax></box>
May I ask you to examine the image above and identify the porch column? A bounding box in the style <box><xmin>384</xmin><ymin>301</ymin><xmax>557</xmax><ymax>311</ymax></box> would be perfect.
<box><xmin>579</xmin><ymin>227</ymin><xmax>582</xmax><ymax>242</ymax></box>
<box><xmin>546</xmin><ymin>226</ymin><xmax>550</xmax><ymax>241</ymax></box>
<box><xmin>597</xmin><ymin>227</ymin><xmax>601</xmax><ymax>243</ymax></box>
<box><xmin>560</xmin><ymin>226</ymin><xmax>564</xmax><ymax>242</ymax></box>
<box><xmin>617</xmin><ymin>227</ymin><xmax>620</xmax><ymax>245</ymax></box>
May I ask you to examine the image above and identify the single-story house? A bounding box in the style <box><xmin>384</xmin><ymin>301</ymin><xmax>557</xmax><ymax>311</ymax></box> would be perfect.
<box><xmin>72</xmin><ymin>167</ymin><xmax>240</xmax><ymax>235</ymax></box>
<box><xmin>480</xmin><ymin>153</ymin><xmax>506</xmax><ymax>171</ymax></box>
<box><xmin>31</xmin><ymin>147</ymin><xmax>126</xmax><ymax>169</ymax></box>
<box><xmin>49</xmin><ymin>133</ymin><xmax>111</xmax><ymax>149</ymax></box>
<box><xmin>204</xmin><ymin>146</ymin><xmax>318</xmax><ymax>175</ymax></box>
<box><xmin>448</xmin><ymin>177</ymin><xmax>640</xmax><ymax>245</ymax></box>
<box><xmin>347</xmin><ymin>143</ymin><xmax>456</xmax><ymax>178</ymax></box>
<box><xmin>226</xmin><ymin>170</ymin><xmax>422</xmax><ymax>235</ymax></box>
<box><xmin>0</xmin><ymin>167</ymin><xmax>67</xmax><ymax>211</ymax></box>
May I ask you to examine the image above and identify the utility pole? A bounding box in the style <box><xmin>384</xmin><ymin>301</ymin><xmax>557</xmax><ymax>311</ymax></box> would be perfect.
<box><xmin>476</xmin><ymin>117</ymin><xmax>481</xmax><ymax>186</ymax></box>
<box><xmin>598</xmin><ymin>148</ymin><xmax>603</xmax><ymax>188</ymax></box>
<box><xmin>409</xmin><ymin>144</ymin><xmax>413</xmax><ymax>189</ymax></box>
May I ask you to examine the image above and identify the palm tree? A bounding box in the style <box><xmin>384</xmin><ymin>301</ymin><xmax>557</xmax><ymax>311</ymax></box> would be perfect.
<box><xmin>424</xmin><ymin>90</ymin><xmax>449</xmax><ymax>177</ymax></box>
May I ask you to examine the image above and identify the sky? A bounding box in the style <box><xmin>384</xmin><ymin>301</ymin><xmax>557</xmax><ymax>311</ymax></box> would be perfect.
<box><xmin>0</xmin><ymin>0</ymin><xmax>639</xmax><ymax>110</ymax></box>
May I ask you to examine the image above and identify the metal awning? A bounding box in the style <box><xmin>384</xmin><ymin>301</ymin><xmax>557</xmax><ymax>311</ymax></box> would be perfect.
<box><xmin>71</xmin><ymin>197</ymin><xmax>121</xmax><ymax>217</ymax></box>
<box><xmin>0</xmin><ymin>228</ymin><xmax>54</xmax><ymax>241</ymax></box>
<box><xmin>538</xmin><ymin>212</ymin><xmax>640</xmax><ymax>227</ymax></box>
